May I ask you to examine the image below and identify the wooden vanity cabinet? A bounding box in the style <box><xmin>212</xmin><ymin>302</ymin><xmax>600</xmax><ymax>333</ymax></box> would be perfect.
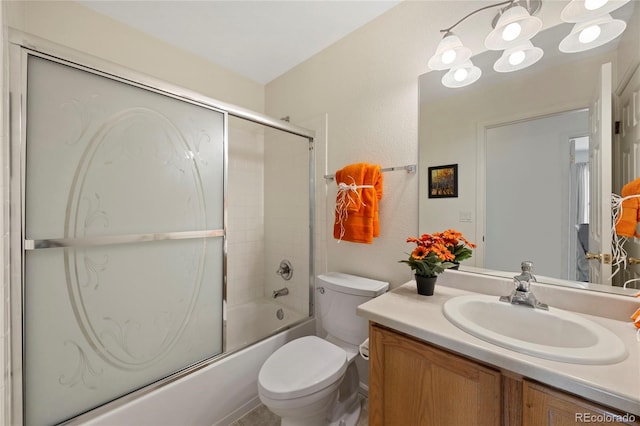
<box><xmin>368</xmin><ymin>324</ymin><xmax>501</xmax><ymax>426</ymax></box>
<box><xmin>368</xmin><ymin>323</ymin><xmax>638</xmax><ymax>426</ymax></box>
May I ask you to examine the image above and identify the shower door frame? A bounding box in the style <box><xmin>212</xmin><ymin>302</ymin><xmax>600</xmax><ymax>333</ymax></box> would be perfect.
<box><xmin>6</xmin><ymin>30</ymin><xmax>316</xmax><ymax>425</ymax></box>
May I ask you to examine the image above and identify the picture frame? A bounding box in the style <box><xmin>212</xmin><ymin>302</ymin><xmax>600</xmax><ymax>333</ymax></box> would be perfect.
<box><xmin>428</xmin><ymin>164</ymin><xmax>458</xmax><ymax>198</ymax></box>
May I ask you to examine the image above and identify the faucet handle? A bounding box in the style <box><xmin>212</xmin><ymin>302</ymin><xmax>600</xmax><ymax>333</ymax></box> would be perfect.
<box><xmin>521</xmin><ymin>261</ymin><xmax>534</xmax><ymax>272</ymax></box>
<box><xmin>276</xmin><ymin>260</ymin><xmax>293</xmax><ymax>280</ymax></box>
<box><xmin>520</xmin><ymin>260</ymin><xmax>536</xmax><ymax>282</ymax></box>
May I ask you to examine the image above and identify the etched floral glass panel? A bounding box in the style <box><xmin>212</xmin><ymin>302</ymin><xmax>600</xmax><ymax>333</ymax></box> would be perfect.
<box><xmin>25</xmin><ymin>56</ymin><xmax>224</xmax><ymax>240</ymax></box>
<box><xmin>23</xmin><ymin>56</ymin><xmax>225</xmax><ymax>425</ymax></box>
<box><xmin>24</xmin><ymin>239</ymin><xmax>223</xmax><ymax>425</ymax></box>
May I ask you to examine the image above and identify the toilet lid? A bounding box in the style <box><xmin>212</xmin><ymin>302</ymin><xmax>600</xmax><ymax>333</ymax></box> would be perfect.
<box><xmin>258</xmin><ymin>336</ymin><xmax>348</xmax><ymax>400</ymax></box>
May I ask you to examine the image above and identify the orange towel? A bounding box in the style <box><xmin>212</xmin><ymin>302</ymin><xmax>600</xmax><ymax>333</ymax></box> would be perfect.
<box><xmin>616</xmin><ymin>177</ymin><xmax>640</xmax><ymax>237</ymax></box>
<box><xmin>333</xmin><ymin>163</ymin><xmax>383</xmax><ymax>244</ymax></box>
<box><xmin>631</xmin><ymin>306</ymin><xmax>640</xmax><ymax>329</ymax></box>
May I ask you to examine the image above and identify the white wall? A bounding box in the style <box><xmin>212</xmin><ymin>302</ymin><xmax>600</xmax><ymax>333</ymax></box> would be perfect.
<box><xmin>265</xmin><ymin>2</ymin><xmax>430</xmax><ymax>288</ymax></box>
<box><xmin>263</xmin><ymin>0</ymin><xmax>578</xmax><ymax>288</ymax></box>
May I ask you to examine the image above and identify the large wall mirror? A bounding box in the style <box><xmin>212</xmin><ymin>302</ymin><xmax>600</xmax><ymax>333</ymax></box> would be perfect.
<box><xmin>419</xmin><ymin>1</ymin><xmax>639</xmax><ymax>294</ymax></box>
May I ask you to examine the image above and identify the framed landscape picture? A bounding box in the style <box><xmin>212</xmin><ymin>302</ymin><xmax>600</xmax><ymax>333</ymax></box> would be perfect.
<box><xmin>428</xmin><ymin>164</ymin><xmax>458</xmax><ymax>198</ymax></box>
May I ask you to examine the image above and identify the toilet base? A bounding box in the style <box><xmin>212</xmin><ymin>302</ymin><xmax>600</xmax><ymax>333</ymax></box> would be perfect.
<box><xmin>264</xmin><ymin>381</ymin><xmax>341</xmax><ymax>426</ymax></box>
<box><xmin>327</xmin><ymin>362</ymin><xmax>361</xmax><ymax>426</ymax></box>
<box><xmin>328</xmin><ymin>395</ymin><xmax>362</xmax><ymax>426</ymax></box>
<box><xmin>279</xmin><ymin>397</ymin><xmax>361</xmax><ymax>426</ymax></box>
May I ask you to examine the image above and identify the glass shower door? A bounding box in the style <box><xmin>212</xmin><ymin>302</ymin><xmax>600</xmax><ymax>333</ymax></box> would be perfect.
<box><xmin>22</xmin><ymin>55</ymin><xmax>226</xmax><ymax>425</ymax></box>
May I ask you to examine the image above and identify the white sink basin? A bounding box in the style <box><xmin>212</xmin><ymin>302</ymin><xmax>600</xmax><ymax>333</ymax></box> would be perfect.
<box><xmin>443</xmin><ymin>294</ymin><xmax>628</xmax><ymax>365</ymax></box>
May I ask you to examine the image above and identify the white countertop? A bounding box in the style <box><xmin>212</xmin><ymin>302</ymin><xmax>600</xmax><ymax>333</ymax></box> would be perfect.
<box><xmin>357</xmin><ymin>278</ymin><xmax>640</xmax><ymax>416</ymax></box>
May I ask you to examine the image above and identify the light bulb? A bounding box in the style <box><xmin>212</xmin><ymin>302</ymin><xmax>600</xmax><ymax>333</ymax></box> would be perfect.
<box><xmin>508</xmin><ymin>50</ymin><xmax>526</xmax><ymax>66</ymax></box>
<box><xmin>502</xmin><ymin>22</ymin><xmax>522</xmax><ymax>41</ymax></box>
<box><xmin>579</xmin><ymin>24</ymin><xmax>601</xmax><ymax>43</ymax></box>
<box><xmin>454</xmin><ymin>68</ymin><xmax>469</xmax><ymax>82</ymax></box>
<box><xmin>442</xmin><ymin>61</ymin><xmax>481</xmax><ymax>88</ymax></box>
<box><xmin>441</xmin><ymin>49</ymin><xmax>457</xmax><ymax>65</ymax></box>
<box><xmin>584</xmin><ymin>0</ymin><xmax>608</xmax><ymax>10</ymax></box>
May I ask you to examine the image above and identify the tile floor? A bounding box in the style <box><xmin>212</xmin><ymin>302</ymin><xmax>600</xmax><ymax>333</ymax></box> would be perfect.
<box><xmin>230</xmin><ymin>397</ymin><xmax>369</xmax><ymax>426</ymax></box>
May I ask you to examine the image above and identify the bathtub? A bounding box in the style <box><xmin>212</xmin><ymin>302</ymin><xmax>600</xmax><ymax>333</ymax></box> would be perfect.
<box><xmin>80</xmin><ymin>301</ymin><xmax>314</xmax><ymax>426</ymax></box>
<box><xmin>226</xmin><ymin>299</ymin><xmax>308</xmax><ymax>352</ymax></box>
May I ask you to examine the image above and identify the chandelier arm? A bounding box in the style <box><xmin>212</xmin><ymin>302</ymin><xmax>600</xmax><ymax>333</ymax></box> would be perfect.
<box><xmin>440</xmin><ymin>0</ymin><xmax>515</xmax><ymax>33</ymax></box>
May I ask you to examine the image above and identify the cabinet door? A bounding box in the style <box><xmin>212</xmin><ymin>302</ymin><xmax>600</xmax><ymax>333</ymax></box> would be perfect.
<box><xmin>523</xmin><ymin>381</ymin><xmax>640</xmax><ymax>426</ymax></box>
<box><xmin>369</xmin><ymin>324</ymin><xmax>501</xmax><ymax>426</ymax></box>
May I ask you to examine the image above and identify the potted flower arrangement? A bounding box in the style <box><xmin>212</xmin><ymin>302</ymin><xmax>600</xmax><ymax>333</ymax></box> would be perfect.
<box><xmin>434</xmin><ymin>229</ymin><xmax>476</xmax><ymax>268</ymax></box>
<box><xmin>400</xmin><ymin>233</ymin><xmax>456</xmax><ymax>296</ymax></box>
<box><xmin>401</xmin><ymin>230</ymin><xmax>475</xmax><ymax>295</ymax></box>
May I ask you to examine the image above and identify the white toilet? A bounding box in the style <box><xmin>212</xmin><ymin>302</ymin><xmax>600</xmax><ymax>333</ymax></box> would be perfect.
<box><xmin>258</xmin><ymin>272</ymin><xmax>388</xmax><ymax>426</ymax></box>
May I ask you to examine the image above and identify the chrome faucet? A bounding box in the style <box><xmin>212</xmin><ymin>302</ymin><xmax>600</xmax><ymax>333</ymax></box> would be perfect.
<box><xmin>272</xmin><ymin>287</ymin><xmax>289</xmax><ymax>299</ymax></box>
<box><xmin>499</xmin><ymin>261</ymin><xmax>548</xmax><ymax>310</ymax></box>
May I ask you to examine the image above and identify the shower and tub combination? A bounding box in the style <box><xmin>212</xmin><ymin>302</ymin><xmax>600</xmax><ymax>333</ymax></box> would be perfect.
<box><xmin>5</xmin><ymin>32</ymin><xmax>316</xmax><ymax>425</ymax></box>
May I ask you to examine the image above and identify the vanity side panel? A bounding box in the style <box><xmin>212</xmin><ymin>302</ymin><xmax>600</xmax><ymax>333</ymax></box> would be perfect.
<box><xmin>369</xmin><ymin>323</ymin><xmax>501</xmax><ymax>426</ymax></box>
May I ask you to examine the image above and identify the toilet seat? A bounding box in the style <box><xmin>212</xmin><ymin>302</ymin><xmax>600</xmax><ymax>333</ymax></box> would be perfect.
<box><xmin>258</xmin><ymin>336</ymin><xmax>347</xmax><ymax>400</ymax></box>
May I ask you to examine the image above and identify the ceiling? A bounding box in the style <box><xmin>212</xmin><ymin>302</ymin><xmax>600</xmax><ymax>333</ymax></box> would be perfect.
<box><xmin>78</xmin><ymin>0</ymin><xmax>402</xmax><ymax>84</ymax></box>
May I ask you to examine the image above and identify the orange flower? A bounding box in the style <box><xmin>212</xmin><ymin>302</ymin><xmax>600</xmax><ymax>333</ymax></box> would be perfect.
<box><xmin>401</xmin><ymin>232</ymin><xmax>460</xmax><ymax>277</ymax></box>
<box><xmin>412</xmin><ymin>246</ymin><xmax>428</xmax><ymax>260</ymax></box>
<box><xmin>403</xmin><ymin>229</ymin><xmax>475</xmax><ymax>275</ymax></box>
<box><xmin>419</xmin><ymin>233</ymin><xmax>433</xmax><ymax>242</ymax></box>
<box><xmin>439</xmin><ymin>229</ymin><xmax>476</xmax><ymax>249</ymax></box>
<box><xmin>432</xmin><ymin>244</ymin><xmax>455</xmax><ymax>261</ymax></box>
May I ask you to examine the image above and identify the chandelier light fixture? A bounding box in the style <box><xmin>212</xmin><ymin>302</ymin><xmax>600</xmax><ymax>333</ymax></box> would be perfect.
<box><xmin>427</xmin><ymin>0</ymin><xmax>630</xmax><ymax>89</ymax></box>
<box><xmin>559</xmin><ymin>0</ymin><xmax>630</xmax><ymax>52</ymax></box>
<box><xmin>428</xmin><ymin>0</ymin><xmax>543</xmax><ymax>88</ymax></box>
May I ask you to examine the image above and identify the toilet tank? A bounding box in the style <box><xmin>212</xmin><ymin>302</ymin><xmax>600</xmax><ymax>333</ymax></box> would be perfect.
<box><xmin>317</xmin><ymin>272</ymin><xmax>389</xmax><ymax>345</ymax></box>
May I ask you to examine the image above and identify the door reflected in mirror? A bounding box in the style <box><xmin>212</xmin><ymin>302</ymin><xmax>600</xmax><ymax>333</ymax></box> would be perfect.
<box><xmin>484</xmin><ymin>109</ymin><xmax>589</xmax><ymax>282</ymax></box>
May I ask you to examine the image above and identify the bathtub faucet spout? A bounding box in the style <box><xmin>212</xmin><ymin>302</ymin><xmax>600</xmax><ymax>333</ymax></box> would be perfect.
<box><xmin>273</xmin><ymin>287</ymin><xmax>289</xmax><ymax>299</ymax></box>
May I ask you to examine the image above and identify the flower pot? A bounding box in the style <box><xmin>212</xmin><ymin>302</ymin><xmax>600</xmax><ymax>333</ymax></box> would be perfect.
<box><xmin>415</xmin><ymin>274</ymin><xmax>437</xmax><ymax>296</ymax></box>
<box><xmin>450</xmin><ymin>262</ymin><xmax>460</xmax><ymax>270</ymax></box>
